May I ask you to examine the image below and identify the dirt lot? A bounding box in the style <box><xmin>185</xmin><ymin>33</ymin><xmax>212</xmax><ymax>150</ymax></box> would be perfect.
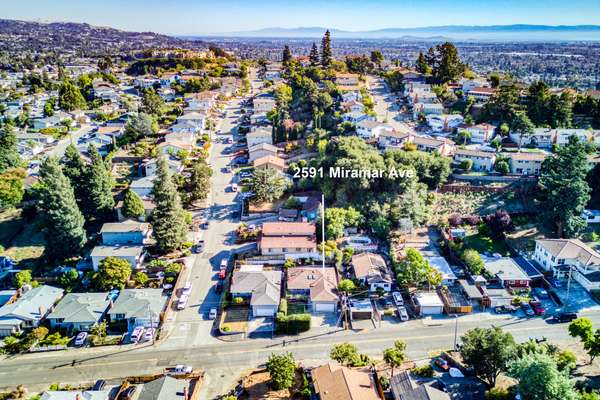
<box><xmin>0</xmin><ymin>208</ymin><xmax>46</xmax><ymax>266</ymax></box>
<box><xmin>241</xmin><ymin>369</ymin><xmax>305</xmax><ymax>400</ymax></box>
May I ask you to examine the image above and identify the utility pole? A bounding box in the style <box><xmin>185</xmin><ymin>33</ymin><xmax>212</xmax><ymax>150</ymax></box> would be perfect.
<box><xmin>453</xmin><ymin>314</ymin><xmax>458</xmax><ymax>351</ymax></box>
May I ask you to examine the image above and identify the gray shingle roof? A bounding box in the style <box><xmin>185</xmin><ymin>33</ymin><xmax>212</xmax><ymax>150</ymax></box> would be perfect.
<box><xmin>138</xmin><ymin>376</ymin><xmax>188</xmax><ymax>400</ymax></box>
<box><xmin>47</xmin><ymin>292</ymin><xmax>110</xmax><ymax>324</ymax></box>
<box><xmin>0</xmin><ymin>285</ymin><xmax>64</xmax><ymax>324</ymax></box>
<box><xmin>108</xmin><ymin>289</ymin><xmax>167</xmax><ymax>319</ymax></box>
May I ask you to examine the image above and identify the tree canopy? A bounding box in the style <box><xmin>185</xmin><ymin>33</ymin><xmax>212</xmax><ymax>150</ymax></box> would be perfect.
<box><xmin>94</xmin><ymin>257</ymin><xmax>131</xmax><ymax>291</ymax></box>
<box><xmin>265</xmin><ymin>352</ymin><xmax>297</xmax><ymax>390</ymax></box>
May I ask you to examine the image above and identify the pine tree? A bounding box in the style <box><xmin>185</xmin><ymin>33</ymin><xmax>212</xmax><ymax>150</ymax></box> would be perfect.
<box><xmin>62</xmin><ymin>143</ymin><xmax>87</xmax><ymax>208</ymax></box>
<box><xmin>83</xmin><ymin>145</ymin><xmax>114</xmax><ymax>221</ymax></box>
<box><xmin>37</xmin><ymin>157</ymin><xmax>87</xmax><ymax>261</ymax></box>
<box><xmin>309</xmin><ymin>42</ymin><xmax>319</xmax><ymax>67</ymax></box>
<box><xmin>121</xmin><ymin>189</ymin><xmax>145</xmax><ymax>219</ymax></box>
<box><xmin>186</xmin><ymin>160</ymin><xmax>212</xmax><ymax>206</ymax></box>
<box><xmin>0</xmin><ymin>125</ymin><xmax>21</xmax><ymax>174</ymax></box>
<box><xmin>152</xmin><ymin>156</ymin><xmax>187</xmax><ymax>253</ymax></box>
<box><xmin>282</xmin><ymin>45</ymin><xmax>292</xmax><ymax>65</ymax></box>
<box><xmin>415</xmin><ymin>51</ymin><xmax>430</xmax><ymax>74</ymax></box>
<box><xmin>321</xmin><ymin>30</ymin><xmax>332</xmax><ymax>68</ymax></box>
<box><xmin>58</xmin><ymin>80</ymin><xmax>87</xmax><ymax>111</ymax></box>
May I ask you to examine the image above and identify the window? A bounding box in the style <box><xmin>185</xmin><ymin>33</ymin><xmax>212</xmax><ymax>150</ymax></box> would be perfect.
<box><xmin>558</xmin><ymin>259</ymin><xmax>565</xmax><ymax>265</ymax></box>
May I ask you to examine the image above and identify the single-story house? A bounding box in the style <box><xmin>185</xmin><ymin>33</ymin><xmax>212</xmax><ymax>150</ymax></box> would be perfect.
<box><xmin>47</xmin><ymin>292</ymin><xmax>111</xmax><ymax>332</ymax></box>
<box><xmin>253</xmin><ymin>94</ymin><xmax>276</xmax><ymax>113</ymax></box>
<box><xmin>425</xmin><ymin>256</ymin><xmax>457</xmax><ymax>285</ymax></box>
<box><xmin>248</xmin><ymin>143</ymin><xmax>278</xmax><ymax>163</ymax></box>
<box><xmin>286</xmin><ymin>267</ymin><xmax>338</xmax><ymax>313</ymax></box>
<box><xmin>230</xmin><ymin>267</ymin><xmax>282</xmax><ymax>317</ymax></box>
<box><xmin>312</xmin><ymin>363</ymin><xmax>379</xmax><ymax>400</ymax></box>
<box><xmin>351</xmin><ymin>252</ymin><xmax>392</xmax><ymax>292</ymax></box>
<box><xmin>506</xmin><ymin>152</ymin><xmax>548</xmax><ymax>175</ymax></box>
<box><xmin>454</xmin><ymin>149</ymin><xmax>496</xmax><ymax>171</ymax></box>
<box><xmin>144</xmin><ymin>158</ymin><xmax>184</xmax><ymax>177</ymax></box>
<box><xmin>138</xmin><ymin>376</ymin><xmax>189</xmax><ymax>400</ymax></box>
<box><xmin>414</xmin><ymin>292</ymin><xmax>444</xmax><ymax>315</ymax></box>
<box><xmin>100</xmin><ymin>220</ymin><xmax>152</xmax><ymax>246</ymax></box>
<box><xmin>484</xmin><ymin>257</ymin><xmax>530</xmax><ymax>288</ymax></box>
<box><xmin>116</xmin><ymin>198</ymin><xmax>155</xmax><ymax>222</ymax></box>
<box><xmin>390</xmin><ymin>370</ymin><xmax>450</xmax><ymax>400</ymax></box>
<box><xmin>108</xmin><ymin>289</ymin><xmax>168</xmax><ymax>332</ymax></box>
<box><xmin>247</xmin><ymin>127</ymin><xmax>273</xmax><ymax>148</ymax></box>
<box><xmin>130</xmin><ymin>176</ymin><xmax>154</xmax><ymax>198</ymax></box>
<box><xmin>90</xmin><ymin>245</ymin><xmax>145</xmax><ymax>271</ymax></box>
<box><xmin>0</xmin><ymin>285</ymin><xmax>64</xmax><ymax>337</ymax></box>
<box><xmin>253</xmin><ymin>155</ymin><xmax>285</xmax><ymax>173</ymax></box>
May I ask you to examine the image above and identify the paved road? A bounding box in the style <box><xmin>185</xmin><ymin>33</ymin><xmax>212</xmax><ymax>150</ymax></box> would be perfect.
<box><xmin>367</xmin><ymin>76</ymin><xmax>406</xmax><ymax>130</ymax></box>
<box><xmin>47</xmin><ymin>124</ymin><xmax>95</xmax><ymax>158</ymax></box>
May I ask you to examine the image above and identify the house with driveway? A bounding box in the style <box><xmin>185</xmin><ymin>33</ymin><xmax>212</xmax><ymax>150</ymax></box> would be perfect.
<box><xmin>100</xmin><ymin>220</ymin><xmax>152</xmax><ymax>246</ymax></box>
<box><xmin>230</xmin><ymin>267</ymin><xmax>282</xmax><ymax>317</ymax></box>
<box><xmin>47</xmin><ymin>292</ymin><xmax>111</xmax><ymax>333</ymax></box>
<box><xmin>351</xmin><ymin>252</ymin><xmax>393</xmax><ymax>292</ymax></box>
<box><xmin>311</xmin><ymin>363</ymin><xmax>379</xmax><ymax>400</ymax></box>
<box><xmin>0</xmin><ymin>285</ymin><xmax>64</xmax><ymax>337</ymax></box>
<box><xmin>258</xmin><ymin>222</ymin><xmax>319</xmax><ymax>259</ymax></box>
<box><xmin>286</xmin><ymin>267</ymin><xmax>339</xmax><ymax>313</ymax></box>
<box><xmin>107</xmin><ymin>289</ymin><xmax>168</xmax><ymax>332</ymax></box>
<box><xmin>484</xmin><ymin>257</ymin><xmax>531</xmax><ymax>288</ymax></box>
<box><xmin>90</xmin><ymin>245</ymin><xmax>145</xmax><ymax>271</ymax></box>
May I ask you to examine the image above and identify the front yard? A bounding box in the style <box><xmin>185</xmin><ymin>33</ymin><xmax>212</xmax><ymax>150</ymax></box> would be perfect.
<box><xmin>463</xmin><ymin>233</ymin><xmax>511</xmax><ymax>256</ymax></box>
<box><xmin>221</xmin><ymin>306</ymin><xmax>250</xmax><ymax>333</ymax></box>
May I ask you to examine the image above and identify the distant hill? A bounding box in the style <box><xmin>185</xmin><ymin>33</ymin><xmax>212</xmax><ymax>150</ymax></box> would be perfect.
<box><xmin>206</xmin><ymin>24</ymin><xmax>600</xmax><ymax>41</ymax></box>
<box><xmin>0</xmin><ymin>19</ymin><xmax>203</xmax><ymax>55</ymax></box>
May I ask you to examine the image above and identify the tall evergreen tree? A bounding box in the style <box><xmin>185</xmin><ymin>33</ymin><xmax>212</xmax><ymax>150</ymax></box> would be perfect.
<box><xmin>0</xmin><ymin>125</ymin><xmax>20</xmax><ymax>173</ymax></box>
<box><xmin>152</xmin><ymin>156</ymin><xmax>187</xmax><ymax>253</ymax></box>
<box><xmin>83</xmin><ymin>145</ymin><xmax>114</xmax><ymax>221</ymax></box>
<box><xmin>320</xmin><ymin>30</ymin><xmax>332</xmax><ymax>68</ymax></box>
<box><xmin>121</xmin><ymin>189</ymin><xmax>145</xmax><ymax>219</ymax></box>
<box><xmin>415</xmin><ymin>52</ymin><xmax>430</xmax><ymax>74</ymax></box>
<box><xmin>58</xmin><ymin>79</ymin><xmax>87</xmax><ymax>111</ymax></box>
<box><xmin>539</xmin><ymin>136</ymin><xmax>591</xmax><ymax>238</ymax></box>
<box><xmin>37</xmin><ymin>157</ymin><xmax>87</xmax><ymax>261</ymax></box>
<box><xmin>62</xmin><ymin>143</ymin><xmax>87</xmax><ymax>209</ymax></box>
<box><xmin>185</xmin><ymin>160</ymin><xmax>212</xmax><ymax>206</ymax></box>
<box><xmin>309</xmin><ymin>42</ymin><xmax>320</xmax><ymax>67</ymax></box>
<box><xmin>282</xmin><ymin>45</ymin><xmax>292</xmax><ymax>65</ymax></box>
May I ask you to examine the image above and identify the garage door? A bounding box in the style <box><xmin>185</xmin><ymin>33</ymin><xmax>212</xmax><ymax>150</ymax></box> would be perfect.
<box><xmin>314</xmin><ymin>303</ymin><xmax>335</xmax><ymax>313</ymax></box>
<box><xmin>253</xmin><ymin>306</ymin><xmax>275</xmax><ymax>317</ymax></box>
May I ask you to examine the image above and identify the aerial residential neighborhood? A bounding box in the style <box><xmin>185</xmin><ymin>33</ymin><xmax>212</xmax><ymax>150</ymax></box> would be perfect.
<box><xmin>1</xmin><ymin>1</ymin><xmax>600</xmax><ymax>400</ymax></box>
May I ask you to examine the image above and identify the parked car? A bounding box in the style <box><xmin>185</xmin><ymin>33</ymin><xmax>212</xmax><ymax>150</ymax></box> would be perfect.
<box><xmin>392</xmin><ymin>291</ymin><xmax>404</xmax><ymax>307</ymax></box>
<box><xmin>533</xmin><ymin>287</ymin><xmax>549</xmax><ymax>299</ymax></box>
<box><xmin>173</xmin><ymin>365</ymin><xmax>193</xmax><ymax>374</ymax></box>
<box><xmin>215</xmin><ymin>281</ymin><xmax>223</xmax><ymax>294</ymax></box>
<box><xmin>131</xmin><ymin>326</ymin><xmax>144</xmax><ymax>343</ymax></box>
<box><xmin>218</xmin><ymin>269</ymin><xmax>227</xmax><ymax>280</ymax></box>
<box><xmin>193</xmin><ymin>240</ymin><xmax>205</xmax><ymax>254</ymax></box>
<box><xmin>433</xmin><ymin>357</ymin><xmax>449</xmax><ymax>371</ymax></box>
<box><xmin>120</xmin><ymin>386</ymin><xmax>136</xmax><ymax>400</ymax></box>
<box><xmin>201</xmin><ymin>221</ymin><xmax>210</xmax><ymax>230</ymax></box>
<box><xmin>396</xmin><ymin>306</ymin><xmax>409</xmax><ymax>321</ymax></box>
<box><xmin>74</xmin><ymin>332</ymin><xmax>88</xmax><ymax>347</ymax></box>
<box><xmin>143</xmin><ymin>328</ymin><xmax>155</xmax><ymax>342</ymax></box>
<box><xmin>209</xmin><ymin>308</ymin><xmax>217</xmax><ymax>320</ymax></box>
<box><xmin>554</xmin><ymin>311</ymin><xmax>578</xmax><ymax>323</ymax></box>
<box><xmin>529</xmin><ymin>299</ymin><xmax>545</xmax><ymax>316</ymax></box>
<box><xmin>239</xmin><ymin>171</ymin><xmax>253</xmax><ymax>179</ymax></box>
<box><xmin>227</xmin><ymin>137</ymin><xmax>234</xmax><ymax>144</ymax></box>
<box><xmin>521</xmin><ymin>303</ymin><xmax>535</xmax><ymax>317</ymax></box>
<box><xmin>494</xmin><ymin>304</ymin><xmax>517</xmax><ymax>314</ymax></box>
<box><xmin>92</xmin><ymin>380</ymin><xmax>106</xmax><ymax>391</ymax></box>
<box><xmin>177</xmin><ymin>295</ymin><xmax>189</xmax><ymax>310</ymax></box>
<box><xmin>182</xmin><ymin>281</ymin><xmax>193</xmax><ymax>296</ymax></box>
<box><xmin>230</xmin><ymin>183</ymin><xmax>238</xmax><ymax>192</ymax></box>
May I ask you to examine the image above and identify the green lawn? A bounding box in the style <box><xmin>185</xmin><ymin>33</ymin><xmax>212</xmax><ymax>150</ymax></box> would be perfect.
<box><xmin>287</xmin><ymin>302</ymin><xmax>309</xmax><ymax>315</ymax></box>
<box><xmin>463</xmin><ymin>233</ymin><xmax>511</xmax><ymax>256</ymax></box>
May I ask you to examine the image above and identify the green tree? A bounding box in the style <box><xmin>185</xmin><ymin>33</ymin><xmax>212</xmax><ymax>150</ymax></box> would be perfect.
<box><xmin>186</xmin><ymin>160</ymin><xmax>212</xmax><ymax>205</ymax></box>
<box><xmin>511</xmin><ymin>112</ymin><xmax>535</xmax><ymax>148</ymax></box>
<box><xmin>250</xmin><ymin>168</ymin><xmax>288</xmax><ymax>203</ymax></box>
<box><xmin>370</xmin><ymin>50</ymin><xmax>384</xmax><ymax>69</ymax></box>
<box><xmin>37</xmin><ymin>157</ymin><xmax>87</xmax><ymax>261</ymax></box>
<box><xmin>57</xmin><ymin>268</ymin><xmax>79</xmax><ymax>289</ymax></box>
<box><xmin>58</xmin><ymin>80</ymin><xmax>86</xmax><ymax>111</ymax></box>
<box><xmin>383</xmin><ymin>340</ymin><xmax>406</xmax><ymax>376</ymax></box>
<box><xmin>0</xmin><ymin>168</ymin><xmax>25</xmax><ymax>209</ymax></box>
<box><xmin>125</xmin><ymin>112</ymin><xmax>156</xmax><ymax>141</ymax></box>
<box><xmin>509</xmin><ymin>352</ymin><xmax>577</xmax><ymax>400</ymax></box>
<box><xmin>14</xmin><ymin>270</ymin><xmax>32</xmax><ymax>288</ymax></box>
<box><xmin>121</xmin><ymin>189</ymin><xmax>145</xmax><ymax>219</ymax></box>
<box><xmin>460</xmin><ymin>327</ymin><xmax>516</xmax><ymax>387</ymax></box>
<box><xmin>495</xmin><ymin>160</ymin><xmax>510</xmax><ymax>174</ymax></box>
<box><xmin>338</xmin><ymin>279</ymin><xmax>356</xmax><ymax>293</ymax></box>
<box><xmin>457</xmin><ymin>129</ymin><xmax>472</xmax><ymax>145</ymax></box>
<box><xmin>462</xmin><ymin>249</ymin><xmax>485</xmax><ymax>275</ymax></box>
<box><xmin>330</xmin><ymin>343</ymin><xmax>360</xmax><ymax>366</ymax></box>
<box><xmin>415</xmin><ymin>51</ymin><xmax>431</xmax><ymax>74</ymax></box>
<box><xmin>61</xmin><ymin>144</ymin><xmax>87</xmax><ymax>208</ymax></box>
<box><xmin>425</xmin><ymin>42</ymin><xmax>465</xmax><ymax>83</ymax></box>
<box><xmin>152</xmin><ymin>157</ymin><xmax>188</xmax><ymax>253</ymax></box>
<box><xmin>539</xmin><ymin>136</ymin><xmax>590</xmax><ymax>238</ymax></box>
<box><xmin>309</xmin><ymin>42</ymin><xmax>320</xmax><ymax>67</ymax></box>
<box><xmin>90</xmin><ymin>321</ymin><xmax>107</xmax><ymax>341</ymax></box>
<box><xmin>142</xmin><ymin>89</ymin><xmax>164</xmax><ymax>116</ymax></box>
<box><xmin>282</xmin><ymin>45</ymin><xmax>292</xmax><ymax>65</ymax></box>
<box><xmin>321</xmin><ymin>30</ymin><xmax>332</xmax><ymax>67</ymax></box>
<box><xmin>265</xmin><ymin>352</ymin><xmax>297</xmax><ymax>390</ymax></box>
<box><xmin>94</xmin><ymin>257</ymin><xmax>131</xmax><ymax>290</ymax></box>
<box><xmin>83</xmin><ymin>145</ymin><xmax>114</xmax><ymax>221</ymax></box>
<box><xmin>396</xmin><ymin>248</ymin><xmax>432</xmax><ymax>287</ymax></box>
<box><xmin>322</xmin><ymin>207</ymin><xmax>363</xmax><ymax>240</ymax></box>
<box><xmin>569</xmin><ymin>317</ymin><xmax>600</xmax><ymax>364</ymax></box>
<box><xmin>0</xmin><ymin>125</ymin><xmax>21</xmax><ymax>173</ymax></box>
<box><xmin>134</xmin><ymin>271</ymin><xmax>149</xmax><ymax>286</ymax></box>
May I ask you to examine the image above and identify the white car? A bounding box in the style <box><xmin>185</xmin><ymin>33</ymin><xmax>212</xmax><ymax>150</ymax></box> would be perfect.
<box><xmin>131</xmin><ymin>326</ymin><xmax>144</xmax><ymax>343</ymax></box>
<box><xmin>173</xmin><ymin>365</ymin><xmax>193</xmax><ymax>374</ymax></box>
<box><xmin>182</xmin><ymin>281</ymin><xmax>192</xmax><ymax>296</ymax></box>
<box><xmin>397</xmin><ymin>306</ymin><xmax>409</xmax><ymax>321</ymax></box>
<box><xmin>392</xmin><ymin>291</ymin><xmax>404</xmax><ymax>307</ymax></box>
<box><xmin>143</xmin><ymin>328</ymin><xmax>155</xmax><ymax>342</ymax></box>
<box><xmin>177</xmin><ymin>295</ymin><xmax>189</xmax><ymax>310</ymax></box>
<box><xmin>74</xmin><ymin>332</ymin><xmax>88</xmax><ymax>346</ymax></box>
<box><xmin>230</xmin><ymin>183</ymin><xmax>238</xmax><ymax>192</ymax></box>
<box><xmin>208</xmin><ymin>308</ymin><xmax>217</xmax><ymax>320</ymax></box>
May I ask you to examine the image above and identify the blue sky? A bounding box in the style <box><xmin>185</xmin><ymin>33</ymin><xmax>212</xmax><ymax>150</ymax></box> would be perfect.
<box><xmin>3</xmin><ymin>0</ymin><xmax>600</xmax><ymax>35</ymax></box>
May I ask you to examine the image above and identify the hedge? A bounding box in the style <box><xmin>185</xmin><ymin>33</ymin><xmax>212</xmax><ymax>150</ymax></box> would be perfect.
<box><xmin>275</xmin><ymin>313</ymin><xmax>311</xmax><ymax>334</ymax></box>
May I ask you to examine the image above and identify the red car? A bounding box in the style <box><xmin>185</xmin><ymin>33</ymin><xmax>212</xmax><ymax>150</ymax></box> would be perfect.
<box><xmin>218</xmin><ymin>268</ymin><xmax>227</xmax><ymax>280</ymax></box>
<box><xmin>529</xmin><ymin>300</ymin><xmax>545</xmax><ymax>316</ymax></box>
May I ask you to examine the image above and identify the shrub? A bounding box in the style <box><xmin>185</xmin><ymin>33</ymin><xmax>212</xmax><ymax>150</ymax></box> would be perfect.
<box><xmin>279</xmin><ymin>299</ymin><xmax>288</xmax><ymax>316</ymax></box>
<box><xmin>412</xmin><ymin>364</ymin><xmax>434</xmax><ymax>377</ymax></box>
<box><xmin>233</xmin><ymin>297</ymin><xmax>244</xmax><ymax>305</ymax></box>
<box><xmin>485</xmin><ymin>387</ymin><xmax>511</xmax><ymax>400</ymax></box>
<box><xmin>448</xmin><ymin>214</ymin><xmax>462</xmax><ymax>227</ymax></box>
<box><xmin>276</xmin><ymin>313</ymin><xmax>311</xmax><ymax>334</ymax></box>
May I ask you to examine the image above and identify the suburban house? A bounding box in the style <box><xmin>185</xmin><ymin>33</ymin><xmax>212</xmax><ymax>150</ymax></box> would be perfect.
<box><xmin>100</xmin><ymin>220</ymin><xmax>152</xmax><ymax>246</ymax></box>
<box><xmin>341</xmin><ymin>100</ymin><xmax>365</xmax><ymax>113</ymax></box>
<box><xmin>247</xmin><ymin>127</ymin><xmax>273</xmax><ymax>148</ymax></box>
<box><xmin>0</xmin><ymin>285</ymin><xmax>64</xmax><ymax>337</ymax></box>
<box><xmin>484</xmin><ymin>257</ymin><xmax>531</xmax><ymax>288</ymax></box>
<box><xmin>425</xmin><ymin>256</ymin><xmax>457</xmax><ymax>285</ymax></box>
<box><xmin>356</xmin><ymin>120</ymin><xmax>394</xmax><ymax>140</ymax></box>
<box><xmin>377</xmin><ymin>129</ymin><xmax>414</xmax><ymax>151</ymax></box>
<box><xmin>342</xmin><ymin>111</ymin><xmax>374</xmax><ymax>125</ymax></box>
<box><xmin>461</xmin><ymin>77</ymin><xmax>490</xmax><ymax>92</ymax></box>
<box><xmin>412</xmin><ymin>102</ymin><xmax>444</xmax><ymax>119</ymax></box>
<box><xmin>253</xmin><ymin>94</ymin><xmax>276</xmax><ymax>113</ymax></box>
<box><xmin>90</xmin><ymin>245</ymin><xmax>145</xmax><ymax>271</ymax></box>
<box><xmin>176</xmin><ymin>112</ymin><xmax>206</xmax><ymax>130</ymax></box>
<box><xmin>454</xmin><ymin>149</ymin><xmax>496</xmax><ymax>171</ymax></box>
<box><xmin>258</xmin><ymin>222</ymin><xmax>318</xmax><ymax>258</ymax></box>
<box><xmin>138</xmin><ymin>376</ymin><xmax>190</xmax><ymax>400</ymax></box>
<box><xmin>286</xmin><ymin>267</ymin><xmax>339</xmax><ymax>313</ymax></box>
<box><xmin>341</xmin><ymin>90</ymin><xmax>362</xmax><ymax>103</ymax></box>
<box><xmin>335</xmin><ymin>73</ymin><xmax>360</xmax><ymax>87</ymax></box>
<box><xmin>108</xmin><ymin>289</ymin><xmax>168</xmax><ymax>332</ymax></box>
<box><xmin>506</xmin><ymin>152</ymin><xmax>548</xmax><ymax>175</ymax></box>
<box><xmin>253</xmin><ymin>155</ymin><xmax>286</xmax><ymax>173</ymax></box>
<box><xmin>390</xmin><ymin>370</ymin><xmax>450</xmax><ymax>400</ymax></box>
<box><xmin>414</xmin><ymin>292</ymin><xmax>444</xmax><ymax>315</ymax></box>
<box><xmin>533</xmin><ymin>239</ymin><xmax>600</xmax><ymax>291</ymax></box>
<box><xmin>351</xmin><ymin>252</ymin><xmax>393</xmax><ymax>292</ymax></box>
<box><xmin>157</xmin><ymin>141</ymin><xmax>194</xmax><ymax>157</ymax></box>
<box><xmin>116</xmin><ymin>198</ymin><xmax>155</xmax><ymax>222</ymax></box>
<box><xmin>466</xmin><ymin>87</ymin><xmax>495</xmax><ymax>102</ymax></box>
<box><xmin>170</xmin><ymin>121</ymin><xmax>199</xmax><ymax>134</ymax></box>
<box><xmin>230</xmin><ymin>267</ymin><xmax>282</xmax><ymax>317</ymax></box>
<box><xmin>130</xmin><ymin>176</ymin><xmax>154</xmax><ymax>198</ymax></box>
<box><xmin>248</xmin><ymin>143</ymin><xmax>278</xmax><ymax>163</ymax></box>
<box><xmin>47</xmin><ymin>292</ymin><xmax>111</xmax><ymax>332</ymax></box>
<box><xmin>510</xmin><ymin>128</ymin><xmax>554</xmax><ymax>148</ymax></box>
<box><xmin>412</xmin><ymin>136</ymin><xmax>455</xmax><ymax>156</ymax></box>
<box><xmin>165</xmin><ymin>130</ymin><xmax>196</xmax><ymax>146</ymax></box>
<box><xmin>583</xmin><ymin>210</ymin><xmax>600</xmax><ymax>224</ymax></box>
<box><xmin>96</xmin><ymin>125</ymin><xmax>125</xmax><ymax>139</ymax></box>
<box><xmin>311</xmin><ymin>363</ymin><xmax>379</xmax><ymax>400</ymax></box>
<box><xmin>144</xmin><ymin>158</ymin><xmax>184</xmax><ymax>177</ymax></box>
<box><xmin>459</xmin><ymin>123</ymin><xmax>496</xmax><ymax>143</ymax></box>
